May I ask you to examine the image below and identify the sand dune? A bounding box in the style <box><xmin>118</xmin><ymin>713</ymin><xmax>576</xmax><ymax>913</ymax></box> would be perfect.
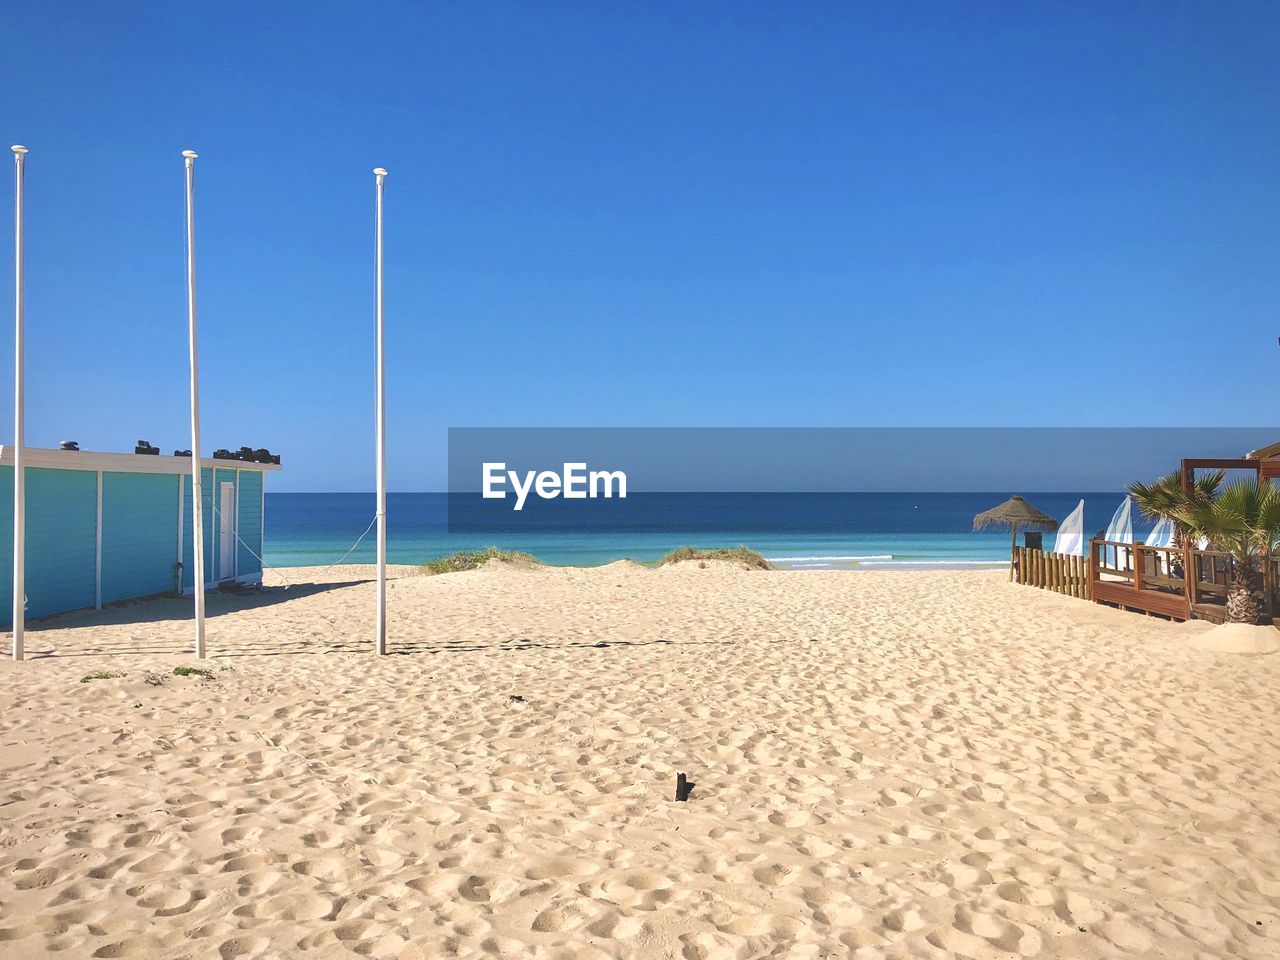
<box><xmin>1</xmin><ymin>563</ymin><xmax>1278</xmax><ymax>958</ymax></box>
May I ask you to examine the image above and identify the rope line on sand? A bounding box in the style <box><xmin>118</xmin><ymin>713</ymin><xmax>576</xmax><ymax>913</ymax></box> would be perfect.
<box><xmin>206</xmin><ymin>505</ymin><xmax>377</xmax><ymax>589</ymax></box>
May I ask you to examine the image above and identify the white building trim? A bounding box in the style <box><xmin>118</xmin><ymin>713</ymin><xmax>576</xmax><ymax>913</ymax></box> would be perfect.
<box><xmin>260</xmin><ymin>478</ymin><xmax>266</xmax><ymax>575</ymax></box>
<box><xmin>234</xmin><ymin>469</ymin><xmax>241</xmax><ymax>578</ymax></box>
<box><xmin>176</xmin><ymin>473</ymin><xmax>184</xmax><ymax>594</ymax></box>
<box><xmin>0</xmin><ymin>446</ymin><xmax>280</xmax><ymax>475</ymax></box>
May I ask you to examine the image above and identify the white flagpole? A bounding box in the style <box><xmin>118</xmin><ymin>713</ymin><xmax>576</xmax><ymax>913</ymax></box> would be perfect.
<box><xmin>183</xmin><ymin>150</ymin><xmax>206</xmax><ymax>659</ymax></box>
<box><xmin>11</xmin><ymin>145</ymin><xmax>27</xmax><ymax>662</ymax></box>
<box><xmin>373</xmin><ymin>167</ymin><xmax>387</xmax><ymax>655</ymax></box>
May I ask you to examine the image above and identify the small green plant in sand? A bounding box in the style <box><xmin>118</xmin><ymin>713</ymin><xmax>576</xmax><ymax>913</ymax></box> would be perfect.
<box><xmin>659</xmin><ymin>547</ymin><xmax>772</xmax><ymax>570</ymax></box>
<box><xmin>173</xmin><ymin>666</ymin><xmax>215</xmax><ymax>679</ymax></box>
<box><xmin>79</xmin><ymin>670</ymin><xmax>125</xmax><ymax>683</ymax></box>
<box><xmin>421</xmin><ymin>547</ymin><xmax>540</xmax><ymax>575</ymax></box>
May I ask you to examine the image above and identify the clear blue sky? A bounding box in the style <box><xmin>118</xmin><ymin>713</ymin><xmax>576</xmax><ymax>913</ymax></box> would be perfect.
<box><xmin>2</xmin><ymin>3</ymin><xmax>1277</xmax><ymax>491</ymax></box>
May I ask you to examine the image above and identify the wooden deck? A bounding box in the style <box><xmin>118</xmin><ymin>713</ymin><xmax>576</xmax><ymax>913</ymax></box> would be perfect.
<box><xmin>1085</xmin><ymin>539</ymin><xmax>1277</xmax><ymax>624</ymax></box>
<box><xmin>1090</xmin><ymin>579</ymin><xmax>1190</xmax><ymax>619</ymax></box>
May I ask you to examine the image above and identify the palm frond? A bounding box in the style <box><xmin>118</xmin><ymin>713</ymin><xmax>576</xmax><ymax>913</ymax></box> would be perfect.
<box><xmin>1178</xmin><ymin>478</ymin><xmax>1278</xmax><ymax>566</ymax></box>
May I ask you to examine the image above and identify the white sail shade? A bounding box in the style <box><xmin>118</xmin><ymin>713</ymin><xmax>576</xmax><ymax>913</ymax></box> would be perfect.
<box><xmin>1104</xmin><ymin>496</ymin><xmax>1134</xmax><ymax>568</ymax></box>
<box><xmin>1053</xmin><ymin>499</ymin><xmax>1086</xmax><ymax>557</ymax></box>
<box><xmin>1145</xmin><ymin>515</ymin><xmax>1176</xmax><ymax>548</ymax></box>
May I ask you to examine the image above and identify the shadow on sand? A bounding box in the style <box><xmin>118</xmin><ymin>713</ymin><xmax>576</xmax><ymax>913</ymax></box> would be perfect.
<box><xmin>13</xmin><ymin>577</ymin><xmax>735</xmax><ymax>661</ymax></box>
<box><xmin>18</xmin><ymin>580</ymin><xmax>371</xmax><ymax>659</ymax></box>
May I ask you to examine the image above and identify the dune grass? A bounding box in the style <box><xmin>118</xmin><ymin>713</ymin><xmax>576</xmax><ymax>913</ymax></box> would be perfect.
<box><xmin>421</xmin><ymin>547</ymin><xmax>541</xmax><ymax>575</ymax></box>
<box><xmin>173</xmin><ymin>666</ymin><xmax>215</xmax><ymax>679</ymax></box>
<box><xmin>659</xmin><ymin>546</ymin><xmax>772</xmax><ymax>570</ymax></box>
<box><xmin>79</xmin><ymin>670</ymin><xmax>125</xmax><ymax>683</ymax></box>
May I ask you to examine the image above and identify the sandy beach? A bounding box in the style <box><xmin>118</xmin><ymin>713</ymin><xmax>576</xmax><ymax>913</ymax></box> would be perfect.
<box><xmin>1</xmin><ymin>562</ymin><xmax>1278</xmax><ymax>959</ymax></box>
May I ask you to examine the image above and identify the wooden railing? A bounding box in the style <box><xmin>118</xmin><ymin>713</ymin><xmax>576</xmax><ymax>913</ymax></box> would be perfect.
<box><xmin>1014</xmin><ymin>546</ymin><xmax>1090</xmax><ymax>599</ymax></box>
<box><xmin>1089</xmin><ymin>538</ymin><xmax>1192</xmax><ymax>619</ymax></box>
<box><xmin>1190</xmin><ymin>549</ymin><xmax>1231</xmax><ymax>604</ymax></box>
<box><xmin>1088</xmin><ymin>537</ymin><xmax>1278</xmax><ymax>622</ymax></box>
<box><xmin>1094</xmin><ymin>540</ymin><xmax>1185</xmax><ymax>590</ymax></box>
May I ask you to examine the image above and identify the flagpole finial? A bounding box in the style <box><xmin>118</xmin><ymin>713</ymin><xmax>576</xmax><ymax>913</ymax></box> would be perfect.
<box><xmin>182</xmin><ymin>150</ymin><xmax>198</xmax><ymax>159</ymax></box>
<box><xmin>10</xmin><ymin>145</ymin><xmax>28</xmax><ymax>155</ymax></box>
<box><xmin>373</xmin><ymin>167</ymin><xmax>388</xmax><ymax>177</ymax></box>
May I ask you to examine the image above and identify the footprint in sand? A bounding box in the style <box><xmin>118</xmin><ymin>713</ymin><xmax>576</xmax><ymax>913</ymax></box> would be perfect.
<box><xmin>524</xmin><ymin>858</ymin><xmax>599</xmax><ymax>881</ymax></box>
<box><xmin>531</xmin><ymin>902</ymin><xmax>593</xmax><ymax>932</ymax></box>
<box><xmin>13</xmin><ymin>866</ymin><xmax>63</xmax><ymax>890</ymax></box>
<box><xmin>291</xmin><ymin>854</ymin><xmax>367</xmax><ymax>884</ymax></box>
<box><xmin>585</xmin><ymin>909</ymin><xmax>644</xmax><ymax>939</ymax></box>
<box><xmin>767</xmin><ymin>809</ymin><xmax>815</xmax><ymax>828</ymax></box>
<box><xmin>217</xmin><ymin>934</ymin><xmax>270</xmax><ymax>958</ymax></box>
<box><xmin>458</xmin><ymin>875</ymin><xmax>499</xmax><ymax>903</ymax></box>
<box><xmin>719</xmin><ymin>913</ymin><xmax>803</xmax><ymax>937</ymax></box>
<box><xmin>0</xmin><ymin>915</ymin><xmax>63</xmax><ymax>942</ymax></box>
<box><xmin>751</xmin><ymin>863</ymin><xmax>799</xmax><ymax>887</ymax></box>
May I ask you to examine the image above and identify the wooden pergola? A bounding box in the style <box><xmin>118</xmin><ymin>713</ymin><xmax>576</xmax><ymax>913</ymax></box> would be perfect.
<box><xmin>1086</xmin><ymin>441</ymin><xmax>1280</xmax><ymax>623</ymax></box>
<box><xmin>1179</xmin><ymin>440</ymin><xmax>1280</xmax><ymax>492</ymax></box>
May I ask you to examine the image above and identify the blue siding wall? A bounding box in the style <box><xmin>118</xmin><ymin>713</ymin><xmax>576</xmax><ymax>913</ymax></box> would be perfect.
<box><xmin>237</xmin><ymin>470</ymin><xmax>263</xmax><ymax>575</ymax></box>
<box><xmin>181</xmin><ymin>467</ymin><xmax>214</xmax><ymax>592</ymax></box>
<box><xmin>27</xmin><ymin>467</ymin><xmax>98</xmax><ymax>619</ymax></box>
<box><xmin>0</xmin><ymin>462</ymin><xmax>269</xmax><ymax>623</ymax></box>
<box><xmin>0</xmin><ymin>466</ymin><xmax>98</xmax><ymax>623</ymax></box>
<box><xmin>101</xmin><ymin>472</ymin><xmax>181</xmax><ymax>604</ymax></box>
<box><xmin>0</xmin><ymin>467</ymin><xmax>12</xmax><ymax>626</ymax></box>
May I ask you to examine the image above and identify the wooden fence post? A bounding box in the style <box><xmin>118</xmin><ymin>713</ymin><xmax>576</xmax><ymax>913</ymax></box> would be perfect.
<box><xmin>1018</xmin><ymin>548</ymin><xmax>1091</xmax><ymax>602</ymax></box>
<box><xmin>1186</xmin><ymin>543</ymin><xmax>1198</xmax><ymax>609</ymax></box>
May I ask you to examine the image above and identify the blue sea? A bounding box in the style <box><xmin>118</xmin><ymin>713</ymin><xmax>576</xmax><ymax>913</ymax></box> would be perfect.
<box><xmin>263</xmin><ymin>492</ymin><xmax>1147</xmax><ymax>570</ymax></box>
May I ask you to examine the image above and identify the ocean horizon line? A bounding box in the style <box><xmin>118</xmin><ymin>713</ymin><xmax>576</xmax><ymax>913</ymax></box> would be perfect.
<box><xmin>260</xmin><ymin>491</ymin><xmax>1135</xmax><ymax>571</ymax></box>
<box><xmin>268</xmin><ymin>489</ymin><xmax>1128</xmax><ymax>495</ymax></box>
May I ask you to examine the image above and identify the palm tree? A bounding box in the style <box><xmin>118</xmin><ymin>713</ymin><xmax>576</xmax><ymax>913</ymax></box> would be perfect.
<box><xmin>1176</xmin><ymin>479</ymin><xmax>1280</xmax><ymax>623</ymax></box>
<box><xmin>1127</xmin><ymin>470</ymin><xmax>1223</xmax><ymax>548</ymax></box>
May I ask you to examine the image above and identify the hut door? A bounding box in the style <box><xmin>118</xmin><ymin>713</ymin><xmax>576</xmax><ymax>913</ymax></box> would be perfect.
<box><xmin>218</xmin><ymin>482</ymin><xmax>236</xmax><ymax>580</ymax></box>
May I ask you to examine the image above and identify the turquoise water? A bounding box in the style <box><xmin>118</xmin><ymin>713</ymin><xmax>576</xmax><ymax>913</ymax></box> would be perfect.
<box><xmin>263</xmin><ymin>492</ymin><xmax>1140</xmax><ymax>570</ymax></box>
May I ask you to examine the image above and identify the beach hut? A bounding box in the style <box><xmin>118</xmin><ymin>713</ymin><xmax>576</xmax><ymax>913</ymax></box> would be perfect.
<box><xmin>973</xmin><ymin>495</ymin><xmax>1059</xmax><ymax>579</ymax></box>
<box><xmin>0</xmin><ymin>445</ymin><xmax>281</xmax><ymax>626</ymax></box>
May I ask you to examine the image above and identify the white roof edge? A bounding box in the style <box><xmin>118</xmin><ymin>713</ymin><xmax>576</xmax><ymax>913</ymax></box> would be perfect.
<box><xmin>0</xmin><ymin>446</ymin><xmax>282</xmax><ymax>474</ymax></box>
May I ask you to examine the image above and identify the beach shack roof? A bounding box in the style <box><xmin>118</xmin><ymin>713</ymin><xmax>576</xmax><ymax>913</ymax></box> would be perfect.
<box><xmin>1246</xmin><ymin>439</ymin><xmax>1280</xmax><ymax>461</ymax></box>
<box><xmin>1181</xmin><ymin>438</ymin><xmax>1280</xmax><ymax>485</ymax></box>
<box><xmin>0</xmin><ymin>446</ymin><xmax>281</xmax><ymax>473</ymax></box>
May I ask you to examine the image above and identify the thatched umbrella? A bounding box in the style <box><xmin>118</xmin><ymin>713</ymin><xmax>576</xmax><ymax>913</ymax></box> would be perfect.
<box><xmin>974</xmin><ymin>496</ymin><xmax>1059</xmax><ymax>579</ymax></box>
